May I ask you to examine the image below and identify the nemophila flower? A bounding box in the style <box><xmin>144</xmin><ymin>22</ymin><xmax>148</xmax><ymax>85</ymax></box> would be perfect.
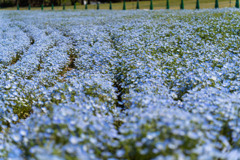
<box><xmin>0</xmin><ymin>8</ymin><xmax>239</xmax><ymax>159</ymax></box>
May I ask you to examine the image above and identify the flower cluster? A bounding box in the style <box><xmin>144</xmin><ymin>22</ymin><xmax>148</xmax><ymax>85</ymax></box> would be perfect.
<box><xmin>0</xmin><ymin>8</ymin><xmax>239</xmax><ymax>159</ymax></box>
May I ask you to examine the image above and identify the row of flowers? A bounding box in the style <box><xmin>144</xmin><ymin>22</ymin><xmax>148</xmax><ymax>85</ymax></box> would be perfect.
<box><xmin>0</xmin><ymin>8</ymin><xmax>240</xmax><ymax>159</ymax></box>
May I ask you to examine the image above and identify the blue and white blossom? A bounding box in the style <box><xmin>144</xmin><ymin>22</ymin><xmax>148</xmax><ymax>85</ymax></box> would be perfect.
<box><xmin>0</xmin><ymin>8</ymin><xmax>239</xmax><ymax>159</ymax></box>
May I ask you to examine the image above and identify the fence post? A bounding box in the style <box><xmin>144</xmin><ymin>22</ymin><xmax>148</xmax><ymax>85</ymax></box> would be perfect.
<box><xmin>52</xmin><ymin>3</ymin><xmax>54</xmax><ymax>10</ymax></box>
<box><xmin>74</xmin><ymin>3</ymin><xmax>76</xmax><ymax>9</ymax></box>
<box><xmin>180</xmin><ymin>0</ymin><xmax>184</xmax><ymax>9</ymax></box>
<box><xmin>166</xmin><ymin>0</ymin><xmax>169</xmax><ymax>9</ymax></box>
<box><xmin>28</xmin><ymin>4</ymin><xmax>31</xmax><ymax>10</ymax></box>
<box><xmin>63</xmin><ymin>4</ymin><xmax>65</xmax><ymax>10</ymax></box>
<box><xmin>97</xmin><ymin>2</ymin><xmax>99</xmax><ymax>9</ymax></box>
<box><xmin>123</xmin><ymin>0</ymin><xmax>126</xmax><ymax>10</ymax></box>
<box><xmin>41</xmin><ymin>3</ymin><xmax>44</xmax><ymax>10</ymax></box>
<box><xmin>236</xmin><ymin>0</ymin><xmax>239</xmax><ymax>8</ymax></box>
<box><xmin>85</xmin><ymin>3</ymin><xmax>87</xmax><ymax>9</ymax></box>
<box><xmin>136</xmin><ymin>0</ymin><xmax>139</xmax><ymax>9</ymax></box>
<box><xmin>215</xmin><ymin>0</ymin><xmax>219</xmax><ymax>8</ymax></box>
<box><xmin>110</xmin><ymin>1</ymin><xmax>112</xmax><ymax>10</ymax></box>
<box><xmin>196</xmin><ymin>0</ymin><xmax>200</xmax><ymax>9</ymax></box>
<box><xmin>150</xmin><ymin>0</ymin><xmax>153</xmax><ymax>10</ymax></box>
<box><xmin>17</xmin><ymin>3</ymin><xmax>19</xmax><ymax>10</ymax></box>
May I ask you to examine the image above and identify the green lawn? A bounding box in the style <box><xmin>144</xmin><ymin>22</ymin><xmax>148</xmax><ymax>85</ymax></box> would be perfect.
<box><xmin>0</xmin><ymin>0</ymin><xmax>235</xmax><ymax>10</ymax></box>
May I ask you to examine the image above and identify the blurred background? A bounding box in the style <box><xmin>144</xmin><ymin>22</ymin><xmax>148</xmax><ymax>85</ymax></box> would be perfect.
<box><xmin>0</xmin><ymin>0</ymin><xmax>236</xmax><ymax>10</ymax></box>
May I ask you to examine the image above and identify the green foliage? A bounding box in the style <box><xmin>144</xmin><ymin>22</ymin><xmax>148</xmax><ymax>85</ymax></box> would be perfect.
<box><xmin>123</xmin><ymin>0</ymin><xmax>126</xmax><ymax>10</ymax></box>
<box><xmin>180</xmin><ymin>0</ymin><xmax>184</xmax><ymax>9</ymax></box>
<box><xmin>109</xmin><ymin>1</ymin><xmax>112</xmax><ymax>10</ymax></box>
<box><xmin>196</xmin><ymin>0</ymin><xmax>199</xmax><ymax>9</ymax></box>
<box><xmin>215</xmin><ymin>0</ymin><xmax>219</xmax><ymax>8</ymax></box>
<box><xmin>166</xmin><ymin>0</ymin><xmax>169</xmax><ymax>9</ymax></box>
<box><xmin>150</xmin><ymin>0</ymin><xmax>153</xmax><ymax>10</ymax></box>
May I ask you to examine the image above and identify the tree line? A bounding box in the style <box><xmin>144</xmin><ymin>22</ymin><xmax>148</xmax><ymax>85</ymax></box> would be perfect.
<box><xmin>1</xmin><ymin>0</ymin><xmax>82</xmax><ymax>7</ymax></box>
<box><xmin>0</xmin><ymin>0</ymin><xmax>124</xmax><ymax>7</ymax></box>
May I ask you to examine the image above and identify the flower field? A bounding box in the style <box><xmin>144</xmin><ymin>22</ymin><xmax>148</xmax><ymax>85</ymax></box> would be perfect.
<box><xmin>0</xmin><ymin>8</ymin><xmax>240</xmax><ymax>159</ymax></box>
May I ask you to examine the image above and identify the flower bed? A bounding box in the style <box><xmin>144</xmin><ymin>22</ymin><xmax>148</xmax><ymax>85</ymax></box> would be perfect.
<box><xmin>0</xmin><ymin>9</ymin><xmax>240</xmax><ymax>159</ymax></box>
